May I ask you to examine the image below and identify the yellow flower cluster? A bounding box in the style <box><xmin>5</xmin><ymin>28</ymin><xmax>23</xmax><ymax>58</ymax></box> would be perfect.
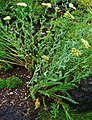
<box><xmin>41</xmin><ymin>55</ymin><xmax>49</xmax><ymax>61</ymax></box>
<box><xmin>64</xmin><ymin>11</ymin><xmax>74</xmax><ymax>19</ymax></box>
<box><xmin>69</xmin><ymin>3</ymin><xmax>76</xmax><ymax>10</ymax></box>
<box><xmin>81</xmin><ymin>38</ymin><xmax>91</xmax><ymax>49</ymax></box>
<box><xmin>3</xmin><ymin>16</ymin><xmax>11</xmax><ymax>20</ymax></box>
<box><xmin>42</xmin><ymin>3</ymin><xmax>51</xmax><ymax>8</ymax></box>
<box><xmin>17</xmin><ymin>2</ymin><xmax>27</xmax><ymax>7</ymax></box>
<box><xmin>72</xmin><ymin>48</ymin><xmax>82</xmax><ymax>56</ymax></box>
<box><xmin>35</xmin><ymin>98</ymin><xmax>40</xmax><ymax>109</ymax></box>
<box><xmin>78</xmin><ymin>0</ymin><xmax>92</xmax><ymax>6</ymax></box>
<box><xmin>72</xmin><ymin>38</ymin><xmax>91</xmax><ymax>57</ymax></box>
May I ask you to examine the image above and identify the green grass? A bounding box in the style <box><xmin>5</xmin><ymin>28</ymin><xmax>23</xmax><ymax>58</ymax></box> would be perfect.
<box><xmin>36</xmin><ymin>109</ymin><xmax>92</xmax><ymax>120</ymax></box>
<box><xmin>63</xmin><ymin>111</ymin><xmax>92</xmax><ymax>120</ymax></box>
<box><xmin>71</xmin><ymin>112</ymin><xmax>92</xmax><ymax>120</ymax></box>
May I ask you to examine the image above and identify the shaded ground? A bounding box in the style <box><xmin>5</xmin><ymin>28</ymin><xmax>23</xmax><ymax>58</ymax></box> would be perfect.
<box><xmin>0</xmin><ymin>66</ymin><xmax>37</xmax><ymax>120</ymax></box>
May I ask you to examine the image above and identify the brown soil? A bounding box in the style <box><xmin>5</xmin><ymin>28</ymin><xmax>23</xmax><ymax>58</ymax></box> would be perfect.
<box><xmin>0</xmin><ymin>66</ymin><xmax>38</xmax><ymax>120</ymax></box>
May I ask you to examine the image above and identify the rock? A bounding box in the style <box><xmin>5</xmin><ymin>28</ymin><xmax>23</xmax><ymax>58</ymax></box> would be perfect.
<box><xmin>69</xmin><ymin>75</ymin><xmax>92</xmax><ymax>112</ymax></box>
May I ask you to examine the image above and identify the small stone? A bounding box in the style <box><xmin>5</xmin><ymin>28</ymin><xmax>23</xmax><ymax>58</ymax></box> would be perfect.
<box><xmin>27</xmin><ymin>75</ymin><xmax>31</xmax><ymax>79</ymax></box>
<box><xmin>10</xmin><ymin>92</ymin><xmax>13</xmax><ymax>95</ymax></box>
<box><xmin>10</xmin><ymin>100</ymin><xmax>15</xmax><ymax>105</ymax></box>
<box><xmin>2</xmin><ymin>100</ymin><xmax>7</xmax><ymax>104</ymax></box>
<box><xmin>24</xmin><ymin>74</ymin><xmax>26</xmax><ymax>76</ymax></box>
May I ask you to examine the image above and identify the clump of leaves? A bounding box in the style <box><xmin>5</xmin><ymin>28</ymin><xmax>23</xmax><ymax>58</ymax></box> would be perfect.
<box><xmin>0</xmin><ymin>76</ymin><xmax>23</xmax><ymax>90</ymax></box>
<box><xmin>6</xmin><ymin>76</ymin><xmax>23</xmax><ymax>89</ymax></box>
<box><xmin>0</xmin><ymin>78</ymin><xmax>6</xmax><ymax>90</ymax></box>
<box><xmin>50</xmin><ymin>102</ymin><xmax>59</xmax><ymax>119</ymax></box>
<box><xmin>28</xmin><ymin>2</ymin><xmax>92</xmax><ymax>119</ymax></box>
<box><xmin>0</xmin><ymin>1</ymin><xmax>45</xmax><ymax>72</ymax></box>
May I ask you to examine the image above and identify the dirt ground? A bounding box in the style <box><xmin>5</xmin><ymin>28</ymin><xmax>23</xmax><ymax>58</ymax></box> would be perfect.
<box><xmin>0</xmin><ymin>66</ymin><xmax>37</xmax><ymax>120</ymax></box>
<box><xmin>0</xmin><ymin>66</ymin><xmax>92</xmax><ymax>120</ymax></box>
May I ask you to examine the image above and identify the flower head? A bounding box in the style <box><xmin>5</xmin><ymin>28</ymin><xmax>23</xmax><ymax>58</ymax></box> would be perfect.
<box><xmin>81</xmin><ymin>38</ymin><xmax>91</xmax><ymax>49</ymax></box>
<box><xmin>42</xmin><ymin>3</ymin><xmax>51</xmax><ymax>8</ymax></box>
<box><xmin>64</xmin><ymin>11</ymin><xmax>74</xmax><ymax>19</ymax></box>
<box><xmin>3</xmin><ymin>16</ymin><xmax>11</xmax><ymax>20</ymax></box>
<box><xmin>89</xmin><ymin>29</ymin><xmax>92</xmax><ymax>32</ymax></box>
<box><xmin>17</xmin><ymin>2</ymin><xmax>27</xmax><ymax>7</ymax></box>
<box><xmin>72</xmin><ymin>48</ymin><xmax>82</xmax><ymax>56</ymax></box>
<box><xmin>42</xmin><ymin>55</ymin><xmax>49</xmax><ymax>61</ymax></box>
<box><xmin>35</xmin><ymin>98</ymin><xmax>40</xmax><ymax>109</ymax></box>
<box><xmin>69</xmin><ymin>3</ymin><xmax>76</xmax><ymax>10</ymax></box>
<box><xmin>55</xmin><ymin>7</ymin><xmax>59</xmax><ymax>10</ymax></box>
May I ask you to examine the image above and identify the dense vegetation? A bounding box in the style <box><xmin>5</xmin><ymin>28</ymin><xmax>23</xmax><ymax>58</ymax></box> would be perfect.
<box><xmin>0</xmin><ymin>76</ymin><xmax>23</xmax><ymax>90</ymax></box>
<box><xmin>0</xmin><ymin>0</ymin><xmax>92</xmax><ymax>119</ymax></box>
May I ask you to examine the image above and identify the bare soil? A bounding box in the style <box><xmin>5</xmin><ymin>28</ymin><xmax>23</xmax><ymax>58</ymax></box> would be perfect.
<box><xmin>0</xmin><ymin>66</ymin><xmax>37</xmax><ymax>120</ymax></box>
